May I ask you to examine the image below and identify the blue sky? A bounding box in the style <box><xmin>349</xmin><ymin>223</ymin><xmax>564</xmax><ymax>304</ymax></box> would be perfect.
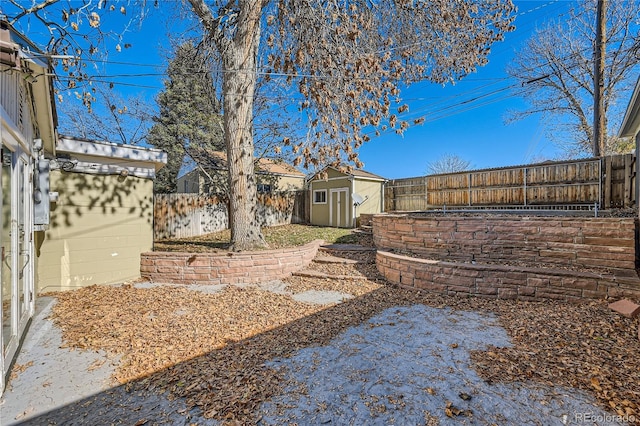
<box><xmin>6</xmin><ymin>0</ymin><xmax>632</xmax><ymax>179</ymax></box>
<box><xmin>360</xmin><ymin>0</ymin><xmax>576</xmax><ymax>178</ymax></box>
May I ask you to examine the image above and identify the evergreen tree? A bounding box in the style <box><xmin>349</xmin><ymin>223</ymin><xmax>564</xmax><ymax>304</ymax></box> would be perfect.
<box><xmin>148</xmin><ymin>42</ymin><xmax>224</xmax><ymax>193</ymax></box>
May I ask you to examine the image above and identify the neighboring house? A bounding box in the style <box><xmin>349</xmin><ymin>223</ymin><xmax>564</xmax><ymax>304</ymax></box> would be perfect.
<box><xmin>176</xmin><ymin>150</ymin><xmax>305</xmax><ymax>194</ymax></box>
<box><xmin>619</xmin><ymin>76</ymin><xmax>640</xmax><ymax>208</ymax></box>
<box><xmin>0</xmin><ymin>22</ymin><xmax>166</xmax><ymax>395</ymax></box>
<box><xmin>309</xmin><ymin>166</ymin><xmax>386</xmax><ymax>228</ymax></box>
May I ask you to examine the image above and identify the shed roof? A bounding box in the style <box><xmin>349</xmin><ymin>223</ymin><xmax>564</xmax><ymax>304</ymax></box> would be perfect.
<box><xmin>310</xmin><ymin>166</ymin><xmax>386</xmax><ymax>182</ymax></box>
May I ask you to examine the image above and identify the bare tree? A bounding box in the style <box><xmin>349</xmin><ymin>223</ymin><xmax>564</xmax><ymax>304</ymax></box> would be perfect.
<box><xmin>187</xmin><ymin>0</ymin><xmax>515</xmax><ymax>250</ymax></box>
<box><xmin>507</xmin><ymin>0</ymin><xmax>640</xmax><ymax>157</ymax></box>
<box><xmin>426</xmin><ymin>154</ymin><xmax>472</xmax><ymax>175</ymax></box>
<box><xmin>58</xmin><ymin>85</ymin><xmax>153</xmax><ymax>145</ymax></box>
<box><xmin>3</xmin><ymin>0</ymin><xmax>516</xmax><ymax>250</ymax></box>
<box><xmin>2</xmin><ymin>1</ymin><xmax>157</xmax><ymax>109</ymax></box>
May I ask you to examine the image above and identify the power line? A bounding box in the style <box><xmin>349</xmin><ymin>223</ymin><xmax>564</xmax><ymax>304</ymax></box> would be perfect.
<box><xmin>55</xmin><ymin>0</ymin><xmax>568</xmax><ymax>82</ymax></box>
<box><xmin>51</xmin><ymin>1</ymin><xmax>637</xmax><ymax>138</ymax></box>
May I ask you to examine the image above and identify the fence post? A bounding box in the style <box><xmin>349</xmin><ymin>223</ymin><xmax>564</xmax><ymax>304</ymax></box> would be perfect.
<box><xmin>624</xmin><ymin>153</ymin><xmax>632</xmax><ymax>208</ymax></box>
<box><xmin>604</xmin><ymin>156</ymin><xmax>612</xmax><ymax>209</ymax></box>
<box><xmin>468</xmin><ymin>173</ymin><xmax>472</xmax><ymax>206</ymax></box>
<box><xmin>425</xmin><ymin>176</ymin><xmax>428</xmax><ymax>210</ymax></box>
<box><xmin>523</xmin><ymin>167</ymin><xmax>527</xmax><ymax>206</ymax></box>
<box><xmin>598</xmin><ymin>158</ymin><xmax>602</xmax><ymax>209</ymax></box>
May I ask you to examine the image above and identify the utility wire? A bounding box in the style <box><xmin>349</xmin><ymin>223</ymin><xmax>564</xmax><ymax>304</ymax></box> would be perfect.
<box><xmin>51</xmin><ymin>0</ymin><xmax>636</xmax><ymax>136</ymax></box>
<box><xmin>48</xmin><ymin>0</ymin><xmax>569</xmax><ymax>81</ymax></box>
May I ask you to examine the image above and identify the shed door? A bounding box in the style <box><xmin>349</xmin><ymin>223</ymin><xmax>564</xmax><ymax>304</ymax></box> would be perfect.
<box><xmin>330</xmin><ymin>188</ymin><xmax>349</xmax><ymax>228</ymax></box>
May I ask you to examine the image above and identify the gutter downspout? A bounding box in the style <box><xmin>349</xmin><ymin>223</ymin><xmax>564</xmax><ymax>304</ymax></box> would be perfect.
<box><xmin>382</xmin><ymin>179</ymin><xmax>387</xmax><ymax>213</ymax></box>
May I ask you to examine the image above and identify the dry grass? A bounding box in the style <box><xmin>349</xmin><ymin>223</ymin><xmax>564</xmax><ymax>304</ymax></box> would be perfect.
<box><xmin>154</xmin><ymin>224</ymin><xmax>361</xmax><ymax>252</ymax></box>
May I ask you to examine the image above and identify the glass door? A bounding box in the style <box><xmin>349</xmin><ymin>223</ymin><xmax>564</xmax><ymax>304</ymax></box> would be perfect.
<box><xmin>1</xmin><ymin>148</ymin><xmax>34</xmax><ymax>393</ymax></box>
<box><xmin>1</xmin><ymin>148</ymin><xmax>14</xmax><ymax>374</ymax></box>
<box><xmin>16</xmin><ymin>153</ymin><xmax>33</xmax><ymax>335</ymax></box>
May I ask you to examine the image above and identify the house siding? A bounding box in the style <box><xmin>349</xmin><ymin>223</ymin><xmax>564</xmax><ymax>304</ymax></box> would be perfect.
<box><xmin>354</xmin><ymin>178</ymin><xmax>384</xmax><ymax>216</ymax></box>
<box><xmin>267</xmin><ymin>174</ymin><xmax>305</xmax><ymax>191</ymax></box>
<box><xmin>176</xmin><ymin>171</ymin><xmax>201</xmax><ymax>193</ymax></box>
<box><xmin>36</xmin><ymin>171</ymin><xmax>155</xmax><ymax>293</ymax></box>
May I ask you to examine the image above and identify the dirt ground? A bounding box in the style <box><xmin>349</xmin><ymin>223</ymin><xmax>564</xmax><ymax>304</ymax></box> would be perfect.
<box><xmin>2</xmin><ymin>248</ymin><xmax>639</xmax><ymax>425</ymax></box>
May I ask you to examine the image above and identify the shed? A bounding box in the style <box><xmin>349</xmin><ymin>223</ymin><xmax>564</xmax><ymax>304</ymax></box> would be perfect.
<box><xmin>309</xmin><ymin>167</ymin><xmax>386</xmax><ymax>228</ymax></box>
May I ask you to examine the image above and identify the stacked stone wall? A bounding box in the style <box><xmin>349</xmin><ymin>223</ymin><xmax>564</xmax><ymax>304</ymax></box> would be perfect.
<box><xmin>141</xmin><ymin>240</ymin><xmax>322</xmax><ymax>285</ymax></box>
<box><xmin>373</xmin><ymin>214</ymin><xmax>640</xmax><ymax>300</ymax></box>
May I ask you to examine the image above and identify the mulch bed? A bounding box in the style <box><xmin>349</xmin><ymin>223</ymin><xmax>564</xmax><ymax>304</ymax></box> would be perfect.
<box><xmin>48</xmin><ymin>250</ymin><xmax>640</xmax><ymax>424</ymax></box>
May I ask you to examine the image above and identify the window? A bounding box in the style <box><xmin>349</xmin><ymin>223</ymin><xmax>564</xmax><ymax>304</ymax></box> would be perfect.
<box><xmin>257</xmin><ymin>184</ymin><xmax>272</xmax><ymax>193</ymax></box>
<box><xmin>313</xmin><ymin>189</ymin><xmax>327</xmax><ymax>204</ymax></box>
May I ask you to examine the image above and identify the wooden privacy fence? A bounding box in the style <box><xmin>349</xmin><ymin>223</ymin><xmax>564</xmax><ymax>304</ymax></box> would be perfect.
<box><xmin>385</xmin><ymin>154</ymin><xmax>636</xmax><ymax>211</ymax></box>
<box><xmin>154</xmin><ymin>191</ymin><xmax>307</xmax><ymax>240</ymax></box>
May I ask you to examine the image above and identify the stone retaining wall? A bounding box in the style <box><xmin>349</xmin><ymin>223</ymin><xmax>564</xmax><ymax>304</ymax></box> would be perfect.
<box><xmin>377</xmin><ymin>250</ymin><xmax>640</xmax><ymax>301</ymax></box>
<box><xmin>373</xmin><ymin>214</ymin><xmax>640</xmax><ymax>301</ymax></box>
<box><xmin>373</xmin><ymin>214</ymin><xmax>637</xmax><ymax>273</ymax></box>
<box><xmin>141</xmin><ymin>240</ymin><xmax>322</xmax><ymax>285</ymax></box>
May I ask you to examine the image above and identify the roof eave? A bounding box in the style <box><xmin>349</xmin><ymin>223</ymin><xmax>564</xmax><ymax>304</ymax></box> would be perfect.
<box><xmin>57</xmin><ymin>137</ymin><xmax>168</xmax><ymax>175</ymax></box>
<box><xmin>619</xmin><ymin>76</ymin><xmax>640</xmax><ymax>138</ymax></box>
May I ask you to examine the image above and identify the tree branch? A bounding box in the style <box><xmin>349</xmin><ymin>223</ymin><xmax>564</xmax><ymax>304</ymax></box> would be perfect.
<box><xmin>8</xmin><ymin>0</ymin><xmax>59</xmax><ymax>23</ymax></box>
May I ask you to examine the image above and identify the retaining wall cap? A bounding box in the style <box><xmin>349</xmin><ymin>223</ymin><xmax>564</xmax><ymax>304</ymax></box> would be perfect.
<box><xmin>142</xmin><ymin>239</ymin><xmax>323</xmax><ymax>258</ymax></box>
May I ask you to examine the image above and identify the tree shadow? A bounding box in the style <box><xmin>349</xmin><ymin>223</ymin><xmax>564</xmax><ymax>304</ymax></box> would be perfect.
<box><xmin>18</xmin><ymin>285</ymin><xmax>424</xmax><ymax>425</ymax></box>
<box><xmin>49</xmin><ymin>171</ymin><xmax>154</xmax><ymax>230</ymax></box>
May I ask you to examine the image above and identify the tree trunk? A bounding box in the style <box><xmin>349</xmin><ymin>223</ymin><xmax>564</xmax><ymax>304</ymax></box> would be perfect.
<box><xmin>222</xmin><ymin>3</ymin><xmax>266</xmax><ymax>251</ymax></box>
<box><xmin>593</xmin><ymin>0</ymin><xmax>607</xmax><ymax>156</ymax></box>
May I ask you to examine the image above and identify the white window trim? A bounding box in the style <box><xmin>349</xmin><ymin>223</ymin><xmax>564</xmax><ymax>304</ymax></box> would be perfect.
<box><xmin>313</xmin><ymin>189</ymin><xmax>327</xmax><ymax>204</ymax></box>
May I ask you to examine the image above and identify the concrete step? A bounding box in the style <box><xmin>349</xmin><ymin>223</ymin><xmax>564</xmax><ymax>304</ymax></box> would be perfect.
<box><xmin>319</xmin><ymin>244</ymin><xmax>377</xmax><ymax>252</ymax></box>
<box><xmin>353</xmin><ymin>229</ymin><xmax>372</xmax><ymax>235</ymax></box>
<box><xmin>313</xmin><ymin>255</ymin><xmax>360</xmax><ymax>265</ymax></box>
<box><xmin>293</xmin><ymin>269</ymin><xmax>369</xmax><ymax>280</ymax></box>
<box><xmin>609</xmin><ymin>299</ymin><xmax>640</xmax><ymax>318</ymax></box>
